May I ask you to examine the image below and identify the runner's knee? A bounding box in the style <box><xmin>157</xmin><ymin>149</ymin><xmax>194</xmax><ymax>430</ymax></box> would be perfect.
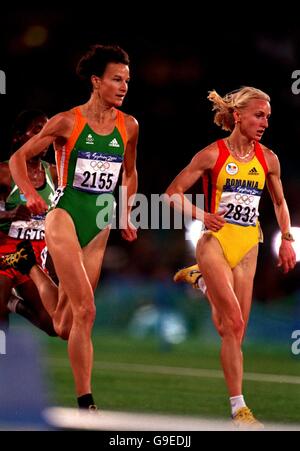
<box><xmin>222</xmin><ymin>314</ymin><xmax>244</xmax><ymax>342</ymax></box>
<box><xmin>72</xmin><ymin>302</ymin><xmax>96</xmax><ymax>327</ymax></box>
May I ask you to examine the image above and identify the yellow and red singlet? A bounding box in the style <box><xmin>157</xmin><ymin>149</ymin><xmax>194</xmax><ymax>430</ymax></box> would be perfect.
<box><xmin>202</xmin><ymin>139</ymin><xmax>268</xmax><ymax>268</ymax></box>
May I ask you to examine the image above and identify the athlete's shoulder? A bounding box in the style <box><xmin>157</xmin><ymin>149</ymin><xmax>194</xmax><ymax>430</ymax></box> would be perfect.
<box><xmin>122</xmin><ymin>112</ymin><xmax>139</xmax><ymax>142</ymax></box>
<box><xmin>260</xmin><ymin>144</ymin><xmax>280</xmax><ymax>174</ymax></box>
<box><xmin>54</xmin><ymin>109</ymin><xmax>76</xmax><ymax>128</ymax></box>
<box><xmin>259</xmin><ymin>143</ymin><xmax>277</xmax><ymax>156</ymax></box>
<box><xmin>259</xmin><ymin>143</ymin><xmax>279</xmax><ymax>171</ymax></box>
<box><xmin>206</xmin><ymin>140</ymin><xmax>221</xmax><ymax>155</ymax></box>
<box><xmin>192</xmin><ymin>141</ymin><xmax>220</xmax><ymax>169</ymax></box>
<box><xmin>44</xmin><ymin>109</ymin><xmax>76</xmax><ymax>139</ymax></box>
<box><xmin>123</xmin><ymin>112</ymin><xmax>138</xmax><ymax>128</ymax></box>
<box><xmin>59</xmin><ymin>108</ymin><xmax>77</xmax><ymax>121</ymax></box>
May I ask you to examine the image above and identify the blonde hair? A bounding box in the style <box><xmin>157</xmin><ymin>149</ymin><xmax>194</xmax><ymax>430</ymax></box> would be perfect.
<box><xmin>207</xmin><ymin>86</ymin><xmax>270</xmax><ymax>131</ymax></box>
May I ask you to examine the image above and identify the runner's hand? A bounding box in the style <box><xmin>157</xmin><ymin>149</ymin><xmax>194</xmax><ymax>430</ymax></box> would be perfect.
<box><xmin>204</xmin><ymin>210</ymin><xmax>226</xmax><ymax>232</ymax></box>
<box><xmin>26</xmin><ymin>191</ymin><xmax>48</xmax><ymax>215</ymax></box>
<box><xmin>278</xmin><ymin>240</ymin><xmax>296</xmax><ymax>273</ymax></box>
<box><xmin>121</xmin><ymin>220</ymin><xmax>137</xmax><ymax>242</ymax></box>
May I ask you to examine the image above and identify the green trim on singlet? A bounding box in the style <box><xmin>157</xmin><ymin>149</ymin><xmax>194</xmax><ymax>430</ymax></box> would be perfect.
<box><xmin>55</xmin><ymin>123</ymin><xmax>125</xmax><ymax>247</ymax></box>
<box><xmin>0</xmin><ymin>161</ymin><xmax>55</xmax><ymax>235</ymax></box>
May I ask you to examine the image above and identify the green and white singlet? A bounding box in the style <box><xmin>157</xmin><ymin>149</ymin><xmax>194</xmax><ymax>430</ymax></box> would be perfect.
<box><xmin>0</xmin><ymin>161</ymin><xmax>55</xmax><ymax>240</ymax></box>
<box><xmin>54</xmin><ymin>107</ymin><xmax>127</xmax><ymax>247</ymax></box>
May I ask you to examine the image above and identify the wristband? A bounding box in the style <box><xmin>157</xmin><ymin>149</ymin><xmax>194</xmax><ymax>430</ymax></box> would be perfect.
<box><xmin>281</xmin><ymin>232</ymin><xmax>294</xmax><ymax>241</ymax></box>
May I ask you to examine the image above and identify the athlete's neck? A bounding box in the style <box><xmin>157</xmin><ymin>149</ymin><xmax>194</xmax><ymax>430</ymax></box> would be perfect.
<box><xmin>83</xmin><ymin>94</ymin><xmax>115</xmax><ymax>123</ymax></box>
<box><xmin>227</xmin><ymin>133</ymin><xmax>255</xmax><ymax>158</ymax></box>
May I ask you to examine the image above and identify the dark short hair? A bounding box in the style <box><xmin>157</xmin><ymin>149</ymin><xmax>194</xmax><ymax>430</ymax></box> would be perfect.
<box><xmin>76</xmin><ymin>44</ymin><xmax>130</xmax><ymax>82</ymax></box>
<box><xmin>11</xmin><ymin>109</ymin><xmax>47</xmax><ymax>152</ymax></box>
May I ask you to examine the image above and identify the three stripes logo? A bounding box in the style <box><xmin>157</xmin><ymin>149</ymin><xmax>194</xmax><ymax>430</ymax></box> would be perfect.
<box><xmin>108</xmin><ymin>138</ymin><xmax>120</xmax><ymax>148</ymax></box>
<box><xmin>248</xmin><ymin>167</ymin><xmax>259</xmax><ymax>175</ymax></box>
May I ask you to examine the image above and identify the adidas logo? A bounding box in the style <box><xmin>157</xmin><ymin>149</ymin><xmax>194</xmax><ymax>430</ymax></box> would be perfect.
<box><xmin>85</xmin><ymin>134</ymin><xmax>94</xmax><ymax>145</ymax></box>
<box><xmin>248</xmin><ymin>167</ymin><xmax>259</xmax><ymax>175</ymax></box>
<box><xmin>108</xmin><ymin>138</ymin><xmax>120</xmax><ymax>148</ymax></box>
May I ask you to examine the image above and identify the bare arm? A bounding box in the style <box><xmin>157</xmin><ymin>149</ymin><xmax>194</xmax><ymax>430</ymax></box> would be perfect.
<box><xmin>165</xmin><ymin>144</ymin><xmax>226</xmax><ymax>231</ymax></box>
<box><xmin>265</xmin><ymin>148</ymin><xmax>296</xmax><ymax>273</ymax></box>
<box><xmin>9</xmin><ymin>113</ymin><xmax>73</xmax><ymax>215</ymax></box>
<box><xmin>120</xmin><ymin>115</ymin><xmax>139</xmax><ymax>241</ymax></box>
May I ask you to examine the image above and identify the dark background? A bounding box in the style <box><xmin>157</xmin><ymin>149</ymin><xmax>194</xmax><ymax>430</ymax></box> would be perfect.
<box><xmin>1</xmin><ymin>10</ymin><xmax>300</xmax><ymax>300</ymax></box>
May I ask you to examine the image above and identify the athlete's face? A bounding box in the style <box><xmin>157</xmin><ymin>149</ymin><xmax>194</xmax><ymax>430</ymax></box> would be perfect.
<box><xmin>96</xmin><ymin>63</ymin><xmax>130</xmax><ymax>107</ymax></box>
<box><xmin>237</xmin><ymin>99</ymin><xmax>271</xmax><ymax>141</ymax></box>
<box><xmin>23</xmin><ymin>115</ymin><xmax>48</xmax><ymax>159</ymax></box>
<box><xmin>24</xmin><ymin>116</ymin><xmax>48</xmax><ymax>142</ymax></box>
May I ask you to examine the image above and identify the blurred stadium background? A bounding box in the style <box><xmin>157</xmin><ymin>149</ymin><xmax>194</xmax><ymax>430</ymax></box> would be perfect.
<box><xmin>1</xmin><ymin>10</ymin><xmax>300</xmax><ymax>429</ymax></box>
